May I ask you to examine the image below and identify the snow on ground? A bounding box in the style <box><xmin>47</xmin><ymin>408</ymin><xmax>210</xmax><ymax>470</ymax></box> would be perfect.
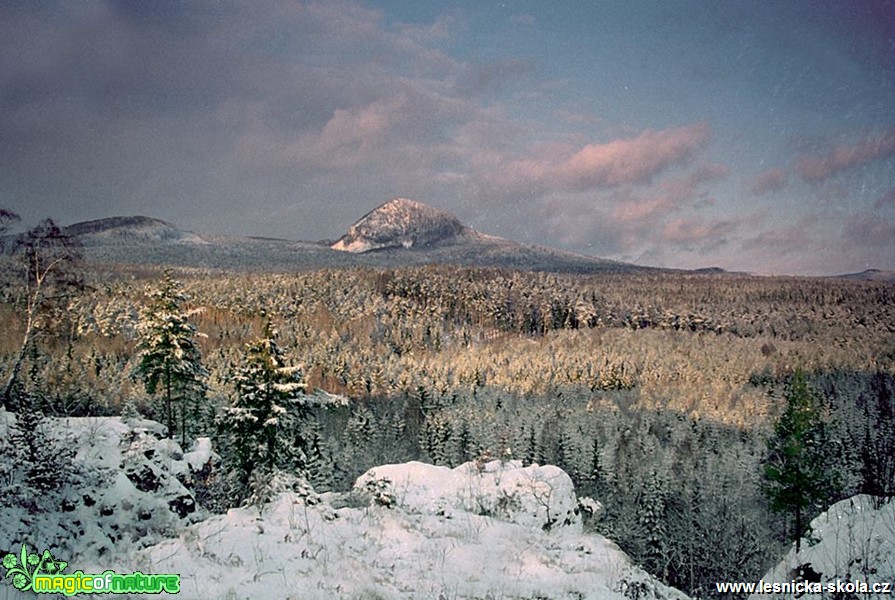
<box><xmin>2</xmin><ymin>414</ymin><xmax>689</xmax><ymax>600</ymax></box>
<box><xmin>749</xmin><ymin>495</ymin><xmax>895</xmax><ymax>599</ymax></box>
<box><xmin>138</xmin><ymin>460</ymin><xmax>687</xmax><ymax>600</ymax></box>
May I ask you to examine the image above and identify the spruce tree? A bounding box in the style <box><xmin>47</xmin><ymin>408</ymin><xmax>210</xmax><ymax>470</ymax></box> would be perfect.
<box><xmin>304</xmin><ymin>422</ymin><xmax>334</xmax><ymax>492</ymax></box>
<box><xmin>638</xmin><ymin>469</ymin><xmax>669</xmax><ymax>579</ymax></box>
<box><xmin>587</xmin><ymin>437</ymin><xmax>608</xmax><ymax>500</ymax></box>
<box><xmin>525</xmin><ymin>426</ymin><xmax>538</xmax><ymax>466</ymax></box>
<box><xmin>763</xmin><ymin>370</ymin><xmax>835</xmax><ymax>552</ymax></box>
<box><xmin>216</xmin><ymin>318</ymin><xmax>309</xmax><ymax>506</ymax></box>
<box><xmin>134</xmin><ymin>270</ymin><xmax>207</xmax><ymax>445</ymax></box>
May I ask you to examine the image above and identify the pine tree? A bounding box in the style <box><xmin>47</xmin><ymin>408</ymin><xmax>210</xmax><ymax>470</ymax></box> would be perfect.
<box><xmin>215</xmin><ymin>318</ymin><xmax>309</xmax><ymax>507</ymax></box>
<box><xmin>763</xmin><ymin>370</ymin><xmax>835</xmax><ymax>552</ymax></box>
<box><xmin>134</xmin><ymin>270</ymin><xmax>207</xmax><ymax>445</ymax></box>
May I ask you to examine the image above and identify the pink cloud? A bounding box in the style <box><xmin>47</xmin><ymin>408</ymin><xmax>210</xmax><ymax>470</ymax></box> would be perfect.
<box><xmin>795</xmin><ymin>128</ymin><xmax>895</xmax><ymax>182</ymax></box>
<box><xmin>611</xmin><ymin>196</ymin><xmax>674</xmax><ymax>223</ymax></box>
<box><xmin>608</xmin><ymin>164</ymin><xmax>727</xmax><ymax>224</ymax></box>
<box><xmin>746</xmin><ymin>168</ymin><xmax>788</xmax><ymax>195</ymax></box>
<box><xmin>487</xmin><ymin>123</ymin><xmax>713</xmax><ymax>200</ymax></box>
<box><xmin>557</xmin><ymin>123</ymin><xmax>711</xmax><ymax>190</ymax></box>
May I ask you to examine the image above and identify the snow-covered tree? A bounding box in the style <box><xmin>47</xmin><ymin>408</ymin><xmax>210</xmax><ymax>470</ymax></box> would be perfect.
<box><xmin>134</xmin><ymin>270</ymin><xmax>207</xmax><ymax>445</ymax></box>
<box><xmin>215</xmin><ymin>318</ymin><xmax>311</xmax><ymax>506</ymax></box>
<box><xmin>638</xmin><ymin>469</ymin><xmax>669</xmax><ymax>579</ymax></box>
<box><xmin>0</xmin><ymin>394</ymin><xmax>75</xmax><ymax>510</ymax></box>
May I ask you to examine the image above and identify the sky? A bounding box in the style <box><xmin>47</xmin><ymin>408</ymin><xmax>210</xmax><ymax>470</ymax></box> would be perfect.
<box><xmin>1</xmin><ymin>0</ymin><xmax>893</xmax><ymax>275</ymax></box>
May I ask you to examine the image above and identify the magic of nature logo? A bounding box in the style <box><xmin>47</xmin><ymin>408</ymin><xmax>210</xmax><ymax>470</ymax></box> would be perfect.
<box><xmin>2</xmin><ymin>544</ymin><xmax>180</xmax><ymax>596</ymax></box>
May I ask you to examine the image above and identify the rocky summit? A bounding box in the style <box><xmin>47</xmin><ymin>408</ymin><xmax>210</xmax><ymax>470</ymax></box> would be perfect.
<box><xmin>331</xmin><ymin>198</ymin><xmax>466</xmax><ymax>253</ymax></box>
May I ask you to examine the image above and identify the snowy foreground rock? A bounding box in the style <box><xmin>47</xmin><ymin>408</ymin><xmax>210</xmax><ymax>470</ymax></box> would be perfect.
<box><xmin>139</xmin><ymin>459</ymin><xmax>688</xmax><ymax>600</ymax></box>
<box><xmin>354</xmin><ymin>460</ymin><xmax>582</xmax><ymax>532</ymax></box>
<box><xmin>749</xmin><ymin>495</ymin><xmax>895</xmax><ymax>600</ymax></box>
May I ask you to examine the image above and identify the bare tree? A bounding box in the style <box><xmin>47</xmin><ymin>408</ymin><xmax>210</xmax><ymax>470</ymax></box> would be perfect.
<box><xmin>2</xmin><ymin>218</ymin><xmax>82</xmax><ymax>409</ymax></box>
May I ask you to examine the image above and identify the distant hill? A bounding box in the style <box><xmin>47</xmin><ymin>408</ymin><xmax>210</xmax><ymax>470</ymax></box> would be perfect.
<box><xmin>61</xmin><ymin>200</ymin><xmax>686</xmax><ymax>274</ymax></box>
<box><xmin>831</xmin><ymin>268</ymin><xmax>895</xmax><ymax>282</ymax></box>
<box><xmin>64</xmin><ymin>216</ymin><xmax>208</xmax><ymax>246</ymax></box>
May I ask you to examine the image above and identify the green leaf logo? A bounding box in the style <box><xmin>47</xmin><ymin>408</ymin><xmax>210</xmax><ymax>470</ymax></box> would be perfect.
<box><xmin>1</xmin><ymin>544</ymin><xmax>67</xmax><ymax>592</ymax></box>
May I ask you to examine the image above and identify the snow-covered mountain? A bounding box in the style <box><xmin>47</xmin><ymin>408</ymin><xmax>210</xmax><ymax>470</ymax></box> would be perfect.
<box><xmin>0</xmin><ymin>411</ymin><xmax>689</xmax><ymax>600</ymax></box>
<box><xmin>332</xmin><ymin>197</ymin><xmax>466</xmax><ymax>252</ymax></box>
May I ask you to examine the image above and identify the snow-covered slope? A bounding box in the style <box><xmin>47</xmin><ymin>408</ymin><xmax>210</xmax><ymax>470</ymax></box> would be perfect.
<box><xmin>749</xmin><ymin>496</ymin><xmax>895</xmax><ymax>599</ymax></box>
<box><xmin>1</xmin><ymin>414</ymin><xmax>689</xmax><ymax>600</ymax></box>
<box><xmin>60</xmin><ymin>200</ymin><xmax>659</xmax><ymax>273</ymax></box>
<box><xmin>354</xmin><ymin>460</ymin><xmax>582</xmax><ymax>531</ymax></box>
<box><xmin>0</xmin><ymin>414</ymin><xmax>211</xmax><ymax>566</ymax></box>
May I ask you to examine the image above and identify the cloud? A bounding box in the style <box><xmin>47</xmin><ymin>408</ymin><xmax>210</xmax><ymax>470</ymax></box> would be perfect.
<box><xmin>476</xmin><ymin>123</ymin><xmax>713</xmax><ymax>200</ymax></box>
<box><xmin>874</xmin><ymin>186</ymin><xmax>895</xmax><ymax>210</ymax></box>
<box><xmin>658</xmin><ymin>217</ymin><xmax>738</xmax><ymax>249</ymax></box>
<box><xmin>539</xmin><ymin>160</ymin><xmax>734</xmax><ymax>267</ymax></box>
<box><xmin>608</xmin><ymin>164</ymin><xmax>728</xmax><ymax>223</ymax></box>
<box><xmin>738</xmin><ymin>216</ymin><xmax>823</xmax><ymax>262</ymax></box>
<box><xmin>746</xmin><ymin>168</ymin><xmax>788</xmax><ymax>195</ymax></box>
<box><xmin>0</xmin><ymin>1</ymin><xmax>486</xmax><ymax>231</ymax></box>
<box><xmin>557</xmin><ymin>123</ymin><xmax>711</xmax><ymax>190</ymax></box>
<box><xmin>736</xmin><ymin>210</ymin><xmax>895</xmax><ymax>275</ymax></box>
<box><xmin>795</xmin><ymin>128</ymin><xmax>895</xmax><ymax>182</ymax></box>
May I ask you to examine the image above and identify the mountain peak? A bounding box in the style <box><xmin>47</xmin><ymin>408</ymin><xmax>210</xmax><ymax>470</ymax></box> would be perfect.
<box><xmin>331</xmin><ymin>198</ymin><xmax>465</xmax><ymax>253</ymax></box>
<box><xmin>64</xmin><ymin>216</ymin><xmax>207</xmax><ymax>246</ymax></box>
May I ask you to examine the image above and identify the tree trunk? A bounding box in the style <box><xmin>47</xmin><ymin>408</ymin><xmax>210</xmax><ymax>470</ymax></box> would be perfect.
<box><xmin>2</xmin><ymin>304</ymin><xmax>36</xmax><ymax>410</ymax></box>
<box><xmin>165</xmin><ymin>366</ymin><xmax>173</xmax><ymax>439</ymax></box>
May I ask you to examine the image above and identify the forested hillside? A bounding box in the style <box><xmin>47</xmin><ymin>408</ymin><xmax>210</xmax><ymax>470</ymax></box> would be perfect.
<box><xmin>2</xmin><ymin>261</ymin><xmax>893</xmax><ymax>598</ymax></box>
